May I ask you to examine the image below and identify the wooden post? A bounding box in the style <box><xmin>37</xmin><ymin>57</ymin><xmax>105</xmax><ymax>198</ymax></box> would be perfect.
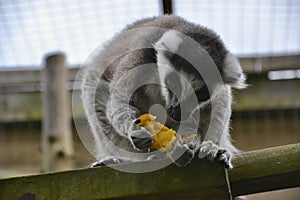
<box><xmin>42</xmin><ymin>52</ymin><xmax>74</xmax><ymax>172</ymax></box>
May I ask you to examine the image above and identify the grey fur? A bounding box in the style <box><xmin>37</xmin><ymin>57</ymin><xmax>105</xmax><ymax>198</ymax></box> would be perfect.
<box><xmin>81</xmin><ymin>15</ymin><xmax>246</xmax><ymax>168</ymax></box>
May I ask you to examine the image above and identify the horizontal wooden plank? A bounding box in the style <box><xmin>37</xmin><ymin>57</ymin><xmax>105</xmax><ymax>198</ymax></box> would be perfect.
<box><xmin>229</xmin><ymin>143</ymin><xmax>300</xmax><ymax>196</ymax></box>
<box><xmin>0</xmin><ymin>159</ymin><xmax>231</xmax><ymax>200</ymax></box>
<box><xmin>0</xmin><ymin>67</ymin><xmax>80</xmax><ymax>84</ymax></box>
<box><xmin>1</xmin><ymin>75</ymin><xmax>299</xmax><ymax>122</ymax></box>
<box><xmin>0</xmin><ymin>55</ymin><xmax>299</xmax><ymax>84</ymax></box>
<box><xmin>232</xmin><ymin>76</ymin><xmax>300</xmax><ymax>111</ymax></box>
<box><xmin>0</xmin><ymin>91</ymin><xmax>85</xmax><ymax>122</ymax></box>
<box><xmin>0</xmin><ymin>143</ymin><xmax>299</xmax><ymax>199</ymax></box>
<box><xmin>240</xmin><ymin>54</ymin><xmax>300</xmax><ymax>73</ymax></box>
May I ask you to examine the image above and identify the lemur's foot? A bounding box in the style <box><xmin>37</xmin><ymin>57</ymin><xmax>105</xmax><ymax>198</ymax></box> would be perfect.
<box><xmin>198</xmin><ymin>140</ymin><xmax>233</xmax><ymax>169</ymax></box>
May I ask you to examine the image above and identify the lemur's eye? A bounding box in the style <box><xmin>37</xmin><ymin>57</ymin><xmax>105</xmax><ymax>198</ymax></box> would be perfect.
<box><xmin>195</xmin><ymin>84</ymin><xmax>210</xmax><ymax>101</ymax></box>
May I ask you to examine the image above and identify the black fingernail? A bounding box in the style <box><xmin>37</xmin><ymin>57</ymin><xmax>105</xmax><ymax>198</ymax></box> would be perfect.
<box><xmin>217</xmin><ymin>149</ymin><xmax>226</xmax><ymax>156</ymax></box>
<box><xmin>224</xmin><ymin>163</ymin><xmax>230</xmax><ymax>169</ymax></box>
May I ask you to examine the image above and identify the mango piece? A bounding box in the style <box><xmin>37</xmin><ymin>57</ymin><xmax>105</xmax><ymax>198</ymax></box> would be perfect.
<box><xmin>136</xmin><ymin>114</ymin><xmax>196</xmax><ymax>152</ymax></box>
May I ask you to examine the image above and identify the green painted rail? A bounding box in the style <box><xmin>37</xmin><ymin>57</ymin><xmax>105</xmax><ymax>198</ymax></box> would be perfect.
<box><xmin>1</xmin><ymin>143</ymin><xmax>299</xmax><ymax>200</ymax></box>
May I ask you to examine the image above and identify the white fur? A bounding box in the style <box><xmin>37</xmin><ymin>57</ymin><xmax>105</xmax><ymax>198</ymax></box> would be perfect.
<box><xmin>154</xmin><ymin>30</ymin><xmax>183</xmax><ymax>103</ymax></box>
<box><xmin>154</xmin><ymin>30</ymin><xmax>183</xmax><ymax>53</ymax></box>
<box><xmin>179</xmin><ymin>73</ymin><xmax>191</xmax><ymax>101</ymax></box>
<box><xmin>180</xmin><ymin>74</ymin><xmax>193</xmax><ymax>102</ymax></box>
<box><xmin>223</xmin><ymin>53</ymin><xmax>247</xmax><ymax>89</ymax></box>
<box><xmin>156</xmin><ymin>64</ymin><xmax>173</xmax><ymax>103</ymax></box>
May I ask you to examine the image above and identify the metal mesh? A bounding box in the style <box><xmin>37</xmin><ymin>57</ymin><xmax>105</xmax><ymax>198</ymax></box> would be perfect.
<box><xmin>1</xmin><ymin>0</ymin><xmax>300</xmax><ymax>68</ymax></box>
<box><xmin>174</xmin><ymin>0</ymin><xmax>300</xmax><ymax>56</ymax></box>
<box><xmin>0</xmin><ymin>0</ymin><xmax>159</xmax><ymax>68</ymax></box>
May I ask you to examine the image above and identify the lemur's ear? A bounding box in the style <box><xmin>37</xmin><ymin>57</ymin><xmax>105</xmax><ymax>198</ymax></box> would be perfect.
<box><xmin>154</xmin><ymin>30</ymin><xmax>182</xmax><ymax>54</ymax></box>
<box><xmin>223</xmin><ymin>53</ymin><xmax>247</xmax><ymax>89</ymax></box>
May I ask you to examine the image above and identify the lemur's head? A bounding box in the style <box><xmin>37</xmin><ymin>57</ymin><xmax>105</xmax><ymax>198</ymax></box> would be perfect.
<box><xmin>154</xmin><ymin>30</ymin><xmax>246</xmax><ymax>122</ymax></box>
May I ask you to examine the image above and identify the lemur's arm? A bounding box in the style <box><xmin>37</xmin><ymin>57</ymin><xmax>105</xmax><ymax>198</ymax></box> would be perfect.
<box><xmin>106</xmin><ymin>77</ymin><xmax>154</xmax><ymax>151</ymax></box>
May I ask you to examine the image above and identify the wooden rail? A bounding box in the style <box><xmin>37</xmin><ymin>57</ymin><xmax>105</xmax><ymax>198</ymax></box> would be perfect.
<box><xmin>0</xmin><ymin>55</ymin><xmax>299</xmax><ymax>85</ymax></box>
<box><xmin>0</xmin><ymin>143</ymin><xmax>299</xmax><ymax>200</ymax></box>
<box><xmin>239</xmin><ymin>54</ymin><xmax>300</xmax><ymax>73</ymax></box>
<box><xmin>229</xmin><ymin>143</ymin><xmax>300</xmax><ymax>196</ymax></box>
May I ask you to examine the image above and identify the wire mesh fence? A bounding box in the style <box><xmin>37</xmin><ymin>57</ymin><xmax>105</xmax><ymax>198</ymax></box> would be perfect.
<box><xmin>0</xmin><ymin>0</ymin><xmax>160</xmax><ymax>68</ymax></box>
<box><xmin>0</xmin><ymin>0</ymin><xmax>299</xmax><ymax>68</ymax></box>
<box><xmin>174</xmin><ymin>0</ymin><xmax>300</xmax><ymax>56</ymax></box>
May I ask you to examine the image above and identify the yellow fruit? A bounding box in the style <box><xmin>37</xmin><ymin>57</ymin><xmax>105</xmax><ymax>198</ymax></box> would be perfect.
<box><xmin>135</xmin><ymin>114</ymin><xmax>176</xmax><ymax>152</ymax></box>
<box><xmin>136</xmin><ymin>114</ymin><xmax>196</xmax><ymax>152</ymax></box>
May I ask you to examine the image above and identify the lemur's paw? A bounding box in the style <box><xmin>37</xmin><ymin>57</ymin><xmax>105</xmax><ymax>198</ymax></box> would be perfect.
<box><xmin>128</xmin><ymin>121</ymin><xmax>153</xmax><ymax>151</ymax></box>
<box><xmin>91</xmin><ymin>157</ymin><xmax>123</xmax><ymax>167</ymax></box>
<box><xmin>169</xmin><ymin>141</ymin><xmax>195</xmax><ymax>167</ymax></box>
<box><xmin>198</xmin><ymin>140</ymin><xmax>233</xmax><ymax>168</ymax></box>
<box><xmin>216</xmin><ymin>149</ymin><xmax>233</xmax><ymax>169</ymax></box>
<box><xmin>198</xmin><ymin>140</ymin><xmax>219</xmax><ymax>160</ymax></box>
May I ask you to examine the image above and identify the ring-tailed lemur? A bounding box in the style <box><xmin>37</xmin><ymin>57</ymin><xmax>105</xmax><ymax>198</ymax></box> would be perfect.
<box><xmin>81</xmin><ymin>15</ymin><xmax>246</xmax><ymax>169</ymax></box>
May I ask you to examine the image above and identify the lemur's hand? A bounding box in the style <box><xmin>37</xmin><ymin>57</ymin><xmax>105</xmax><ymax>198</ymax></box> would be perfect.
<box><xmin>128</xmin><ymin>119</ymin><xmax>153</xmax><ymax>151</ymax></box>
<box><xmin>198</xmin><ymin>140</ymin><xmax>233</xmax><ymax>169</ymax></box>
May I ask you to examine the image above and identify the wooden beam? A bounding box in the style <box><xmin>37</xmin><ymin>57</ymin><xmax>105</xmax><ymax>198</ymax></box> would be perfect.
<box><xmin>229</xmin><ymin>143</ymin><xmax>300</xmax><ymax>196</ymax></box>
<box><xmin>232</xmin><ymin>76</ymin><xmax>300</xmax><ymax>111</ymax></box>
<box><xmin>240</xmin><ymin>54</ymin><xmax>300</xmax><ymax>73</ymax></box>
<box><xmin>0</xmin><ymin>159</ymin><xmax>231</xmax><ymax>200</ymax></box>
<box><xmin>0</xmin><ymin>67</ymin><xmax>79</xmax><ymax>84</ymax></box>
<box><xmin>1</xmin><ymin>55</ymin><xmax>298</xmax><ymax>85</ymax></box>
<box><xmin>1</xmin><ymin>144</ymin><xmax>299</xmax><ymax>199</ymax></box>
<box><xmin>0</xmin><ymin>75</ymin><xmax>299</xmax><ymax>123</ymax></box>
<box><xmin>0</xmin><ymin>68</ymin><xmax>41</xmax><ymax>84</ymax></box>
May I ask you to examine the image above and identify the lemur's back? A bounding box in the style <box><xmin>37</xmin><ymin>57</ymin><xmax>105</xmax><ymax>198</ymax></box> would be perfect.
<box><xmin>94</xmin><ymin>15</ymin><xmax>226</xmax><ymax>79</ymax></box>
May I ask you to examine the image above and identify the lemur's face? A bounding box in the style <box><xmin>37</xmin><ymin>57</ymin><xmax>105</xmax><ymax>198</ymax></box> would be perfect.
<box><xmin>159</xmin><ymin>63</ymin><xmax>210</xmax><ymax>122</ymax></box>
<box><xmin>154</xmin><ymin>29</ymin><xmax>246</xmax><ymax>122</ymax></box>
<box><xmin>154</xmin><ymin>30</ymin><xmax>213</xmax><ymax>122</ymax></box>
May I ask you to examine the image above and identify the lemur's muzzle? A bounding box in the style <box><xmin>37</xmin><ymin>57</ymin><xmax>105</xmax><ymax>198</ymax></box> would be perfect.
<box><xmin>167</xmin><ymin>99</ymin><xmax>198</xmax><ymax>122</ymax></box>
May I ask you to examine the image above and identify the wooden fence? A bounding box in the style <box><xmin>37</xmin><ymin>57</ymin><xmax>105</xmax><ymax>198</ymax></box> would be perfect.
<box><xmin>0</xmin><ymin>55</ymin><xmax>299</xmax><ymax>85</ymax></box>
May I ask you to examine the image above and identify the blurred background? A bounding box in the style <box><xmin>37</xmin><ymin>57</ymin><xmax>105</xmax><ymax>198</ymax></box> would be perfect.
<box><xmin>0</xmin><ymin>0</ymin><xmax>299</xmax><ymax>199</ymax></box>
